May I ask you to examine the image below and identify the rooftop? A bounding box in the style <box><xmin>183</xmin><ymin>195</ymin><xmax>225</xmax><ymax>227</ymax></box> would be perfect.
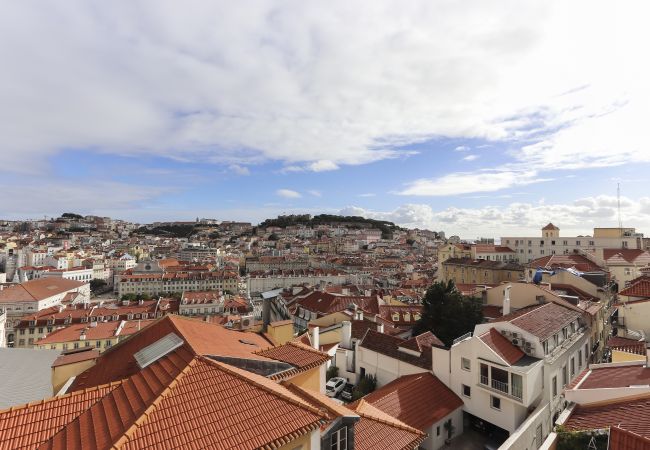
<box><xmin>352</xmin><ymin>372</ymin><xmax>463</xmax><ymax>431</ymax></box>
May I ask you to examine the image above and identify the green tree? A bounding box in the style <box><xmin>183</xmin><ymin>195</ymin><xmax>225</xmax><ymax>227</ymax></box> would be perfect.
<box><xmin>352</xmin><ymin>374</ymin><xmax>377</xmax><ymax>400</ymax></box>
<box><xmin>89</xmin><ymin>279</ymin><xmax>107</xmax><ymax>293</ymax></box>
<box><xmin>413</xmin><ymin>280</ymin><xmax>483</xmax><ymax>347</ymax></box>
<box><xmin>326</xmin><ymin>365</ymin><xmax>339</xmax><ymax>381</ymax></box>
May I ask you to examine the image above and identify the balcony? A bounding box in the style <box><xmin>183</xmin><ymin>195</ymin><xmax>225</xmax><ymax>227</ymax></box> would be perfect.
<box><xmin>479</xmin><ymin>365</ymin><xmax>523</xmax><ymax>401</ymax></box>
<box><xmin>491</xmin><ymin>379</ymin><xmax>509</xmax><ymax>395</ymax></box>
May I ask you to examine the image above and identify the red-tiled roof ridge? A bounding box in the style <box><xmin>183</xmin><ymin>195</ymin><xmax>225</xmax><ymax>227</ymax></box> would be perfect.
<box><xmin>543</xmin><ymin>223</ymin><xmax>559</xmax><ymax>230</ymax></box>
<box><xmin>479</xmin><ymin>328</ymin><xmax>526</xmax><ymax>365</ymax></box>
<box><xmin>610</xmin><ymin>425</ymin><xmax>650</xmax><ymax>450</ymax></box>
<box><xmin>566</xmin><ymin>368</ymin><xmax>591</xmax><ymax>390</ymax></box>
<box><xmin>352</xmin><ymin>399</ymin><xmax>426</xmax><ymax>437</ymax></box>
<box><xmin>0</xmin><ymin>378</ymin><xmax>123</xmax><ymax>415</ymax></box>
<box><xmin>280</xmin><ymin>382</ymin><xmax>359</xmax><ymax>422</ymax></box>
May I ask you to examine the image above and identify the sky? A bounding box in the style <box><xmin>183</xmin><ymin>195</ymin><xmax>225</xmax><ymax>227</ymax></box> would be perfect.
<box><xmin>1</xmin><ymin>1</ymin><xmax>649</xmax><ymax>238</ymax></box>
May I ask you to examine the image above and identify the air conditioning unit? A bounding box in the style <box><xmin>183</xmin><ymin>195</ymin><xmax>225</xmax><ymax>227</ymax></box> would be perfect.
<box><xmin>524</xmin><ymin>342</ymin><xmax>532</xmax><ymax>352</ymax></box>
<box><xmin>512</xmin><ymin>338</ymin><xmax>520</xmax><ymax>346</ymax></box>
<box><xmin>239</xmin><ymin>314</ymin><xmax>254</xmax><ymax>330</ymax></box>
<box><xmin>512</xmin><ymin>332</ymin><xmax>519</xmax><ymax>339</ymax></box>
<box><xmin>501</xmin><ymin>330</ymin><xmax>508</xmax><ymax>336</ymax></box>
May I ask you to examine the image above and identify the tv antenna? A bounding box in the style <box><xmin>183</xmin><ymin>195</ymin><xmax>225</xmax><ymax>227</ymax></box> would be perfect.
<box><xmin>617</xmin><ymin>183</ymin><xmax>623</xmax><ymax>230</ymax></box>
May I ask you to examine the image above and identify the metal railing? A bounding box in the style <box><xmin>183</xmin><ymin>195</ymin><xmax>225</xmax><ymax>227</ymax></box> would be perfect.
<box><xmin>491</xmin><ymin>379</ymin><xmax>509</xmax><ymax>395</ymax></box>
<box><xmin>511</xmin><ymin>384</ymin><xmax>523</xmax><ymax>399</ymax></box>
<box><xmin>480</xmin><ymin>375</ymin><xmax>489</xmax><ymax>386</ymax></box>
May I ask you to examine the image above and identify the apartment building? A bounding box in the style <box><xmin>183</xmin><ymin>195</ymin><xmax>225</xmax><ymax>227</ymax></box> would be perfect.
<box><xmin>439</xmin><ymin>258</ymin><xmax>524</xmax><ymax>285</ymax></box>
<box><xmin>35</xmin><ymin>319</ymin><xmax>154</xmax><ymax>352</ymax></box>
<box><xmin>502</xmin><ymin>224</ymin><xmax>644</xmax><ymax>263</ymax></box>
<box><xmin>0</xmin><ymin>278</ymin><xmax>90</xmax><ymax>347</ymax></box>
<box><xmin>116</xmin><ymin>271</ymin><xmax>239</xmax><ymax>297</ymax></box>
<box><xmin>430</xmin><ymin>298</ymin><xmax>589</xmax><ymax>450</ymax></box>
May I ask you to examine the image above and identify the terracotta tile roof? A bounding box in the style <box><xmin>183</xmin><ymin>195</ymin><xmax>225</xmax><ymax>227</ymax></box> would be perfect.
<box><xmin>574</xmin><ymin>365</ymin><xmax>650</xmax><ymax>390</ymax></box>
<box><xmin>493</xmin><ymin>302</ymin><xmax>584</xmax><ymax>341</ymax></box>
<box><xmin>399</xmin><ymin>331</ymin><xmax>444</xmax><ymax>352</ymax></box>
<box><xmin>608</xmin><ymin>337</ymin><xmax>646</xmax><ymax>355</ymax></box>
<box><xmin>351</xmin><ymin>319</ymin><xmax>402</xmax><ymax>340</ymax></box>
<box><xmin>0</xmin><ymin>278</ymin><xmax>86</xmax><ymax>303</ymax></box>
<box><xmin>3</xmin><ymin>356</ymin><xmax>325</xmax><ymax>450</ymax></box>
<box><xmin>479</xmin><ymin>328</ymin><xmax>526</xmax><ymax>365</ymax></box>
<box><xmin>36</xmin><ymin>320</ymin><xmax>154</xmax><ymax>344</ymax></box>
<box><xmin>609</xmin><ymin>426</ymin><xmax>650</xmax><ymax>450</ymax></box>
<box><xmin>355</xmin><ymin>372</ymin><xmax>463</xmax><ymax>431</ymax></box>
<box><xmin>378</xmin><ymin>305</ymin><xmax>423</xmax><ymax>326</ymax></box>
<box><xmin>359</xmin><ymin>329</ymin><xmax>432</xmax><ymax>370</ymax></box>
<box><xmin>51</xmin><ymin>348</ymin><xmax>100</xmax><ymax>368</ymax></box>
<box><xmin>620</xmin><ymin>278</ymin><xmax>650</xmax><ymax>299</ymax></box>
<box><xmin>603</xmin><ymin>249</ymin><xmax>650</xmax><ymax>265</ymax></box>
<box><xmin>483</xmin><ymin>305</ymin><xmax>503</xmax><ymax>319</ymax></box>
<box><xmin>564</xmin><ymin>394</ymin><xmax>650</xmax><ymax>438</ymax></box>
<box><xmin>566</xmin><ymin>368</ymin><xmax>590</xmax><ymax>390</ymax></box>
<box><xmin>254</xmin><ymin>342</ymin><xmax>330</xmax><ymax>380</ymax></box>
<box><xmin>353</xmin><ymin>401</ymin><xmax>426</xmax><ymax>450</ymax></box>
<box><xmin>0</xmin><ymin>383</ymin><xmax>119</xmax><ymax>449</ymax></box>
<box><xmin>527</xmin><ymin>254</ymin><xmax>604</xmax><ymax>273</ymax></box>
<box><xmin>542</xmin><ymin>223</ymin><xmax>559</xmax><ymax>230</ymax></box>
<box><xmin>296</xmin><ymin>291</ymin><xmax>381</xmax><ymax>316</ymax></box>
<box><xmin>69</xmin><ymin>315</ymin><xmax>325</xmax><ymax>392</ymax></box>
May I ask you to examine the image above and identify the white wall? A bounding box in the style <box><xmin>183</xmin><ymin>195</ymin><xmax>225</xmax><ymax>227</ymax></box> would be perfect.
<box><xmin>356</xmin><ymin>347</ymin><xmax>428</xmax><ymax>388</ymax></box>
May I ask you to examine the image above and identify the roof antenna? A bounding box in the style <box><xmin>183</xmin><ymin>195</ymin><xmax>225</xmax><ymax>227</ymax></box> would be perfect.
<box><xmin>617</xmin><ymin>183</ymin><xmax>623</xmax><ymax>231</ymax></box>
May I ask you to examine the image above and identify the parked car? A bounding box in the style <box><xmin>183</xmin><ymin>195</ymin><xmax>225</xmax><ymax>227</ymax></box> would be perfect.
<box><xmin>340</xmin><ymin>383</ymin><xmax>354</xmax><ymax>401</ymax></box>
<box><xmin>325</xmin><ymin>377</ymin><xmax>347</xmax><ymax>398</ymax></box>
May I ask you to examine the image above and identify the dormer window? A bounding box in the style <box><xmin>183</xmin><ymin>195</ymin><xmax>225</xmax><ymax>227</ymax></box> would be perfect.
<box><xmin>570</xmin><ymin>322</ymin><xmax>576</xmax><ymax>333</ymax></box>
<box><xmin>29</xmin><ymin>320</ymin><xmax>36</xmax><ymax>326</ymax></box>
<box><xmin>392</xmin><ymin>312</ymin><xmax>400</xmax><ymax>321</ymax></box>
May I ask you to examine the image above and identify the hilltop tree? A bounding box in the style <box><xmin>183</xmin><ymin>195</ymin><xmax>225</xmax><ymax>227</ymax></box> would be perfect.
<box><xmin>413</xmin><ymin>280</ymin><xmax>483</xmax><ymax>347</ymax></box>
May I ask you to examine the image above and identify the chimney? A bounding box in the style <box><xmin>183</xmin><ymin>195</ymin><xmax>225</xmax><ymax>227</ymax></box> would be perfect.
<box><xmin>311</xmin><ymin>326</ymin><xmax>320</xmax><ymax>351</ymax></box>
<box><xmin>342</xmin><ymin>321</ymin><xmax>352</xmax><ymax>349</ymax></box>
<box><xmin>355</xmin><ymin>309</ymin><xmax>364</xmax><ymax>321</ymax></box>
<box><xmin>377</xmin><ymin>322</ymin><xmax>384</xmax><ymax>333</ymax></box>
<box><xmin>503</xmin><ymin>285</ymin><xmax>512</xmax><ymax>316</ymax></box>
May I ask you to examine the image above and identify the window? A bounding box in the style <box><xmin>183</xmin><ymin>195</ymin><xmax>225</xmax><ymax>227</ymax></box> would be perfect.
<box><xmin>28</xmin><ymin>338</ymin><xmax>34</xmax><ymax>345</ymax></box>
<box><xmin>331</xmin><ymin>427</ymin><xmax>347</xmax><ymax>450</ymax></box>
<box><xmin>543</xmin><ymin>341</ymin><xmax>549</xmax><ymax>355</ymax></box>
<box><xmin>38</xmin><ymin>327</ymin><xmax>43</xmax><ymax>334</ymax></box>
<box><xmin>570</xmin><ymin>357</ymin><xmax>575</xmax><ymax>377</ymax></box>
<box><xmin>540</xmin><ymin>240</ymin><xmax>544</xmax><ymax>246</ymax></box>
<box><xmin>576</xmin><ymin>240</ymin><xmax>581</xmax><ymax>246</ymax></box>
<box><xmin>29</xmin><ymin>328</ymin><xmax>35</xmax><ymax>334</ymax></box>
<box><xmin>551</xmin><ymin>241</ymin><xmax>556</xmax><ymax>245</ymax></box>
<box><xmin>462</xmin><ymin>384</ymin><xmax>471</xmax><ymax>397</ymax></box>
<box><xmin>19</xmin><ymin>339</ymin><xmax>25</xmax><ymax>346</ymax></box>
<box><xmin>578</xmin><ymin>350</ymin><xmax>583</xmax><ymax>368</ymax></box>
<box><xmin>491</xmin><ymin>396</ymin><xmax>501</xmax><ymax>410</ymax></box>
<box><xmin>19</xmin><ymin>329</ymin><xmax>25</xmax><ymax>335</ymax></box>
<box><xmin>562</xmin><ymin>365</ymin><xmax>568</xmax><ymax>386</ymax></box>
<box><xmin>73</xmin><ymin>342</ymin><xmax>79</xmax><ymax>349</ymax></box>
<box><xmin>96</xmin><ymin>341</ymin><xmax>101</xmax><ymax>348</ymax></box>
<box><xmin>552</xmin><ymin>376</ymin><xmax>557</xmax><ymax>397</ymax></box>
<box><xmin>437</xmin><ymin>426</ymin><xmax>441</xmax><ymax>436</ymax></box>
<box><xmin>461</xmin><ymin>357</ymin><xmax>471</xmax><ymax>371</ymax></box>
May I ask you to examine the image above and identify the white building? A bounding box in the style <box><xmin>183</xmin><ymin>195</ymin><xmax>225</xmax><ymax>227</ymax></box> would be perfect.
<box><xmin>502</xmin><ymin>224</ymin><xmax>643</xmax><ymax>264</ymax></box>
<box><xmin>0</xmin><ymin>278</ymin><xmax>90</xmax><ymax>347</ymax></box>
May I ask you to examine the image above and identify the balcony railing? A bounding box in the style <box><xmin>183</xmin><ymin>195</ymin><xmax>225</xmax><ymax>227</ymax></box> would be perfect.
<box><xmin>491</xmin><ymin>379</ymin><xmax>509</xmax><ymax>395</ymax></box>
<box><xmin>480</xmin><ymin>375</ymin><xmax>523</xmax><ymax>400</ymax></box>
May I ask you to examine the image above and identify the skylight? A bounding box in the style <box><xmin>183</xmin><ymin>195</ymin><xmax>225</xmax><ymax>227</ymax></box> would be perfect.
<box><xmin>134</xmin><ymin>332</ymin><xmax>184</xmax><ymax>369</ymax></box>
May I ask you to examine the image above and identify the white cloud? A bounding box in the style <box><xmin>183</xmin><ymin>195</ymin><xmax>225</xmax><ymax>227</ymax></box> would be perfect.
<box><xmin>308</xmin><ymin>190</ymin><xmax>322</xmax><ymax>197</ymax></box>
<box><xmin>398</xmin><ymin>170</ymin><xmax>550</xmax><ymax>196</ymax></box>
<box><xmin>276</xmin><ymin>189</ymin><xmax>301</xmax><ymax>199</ymax></box>
<box><xmin>228</xmin><ymin>164</ymin><xmax>250</xmax><ymax>175</ymax></box>
<box><xmin>358</xmin><ymin>193</ymin><xmax>376</xmax><ymax>198</ymax></box>
<box><xmin>462</xmin><ymin>154</ymin><xmax>479</xmax><ymax>161</ymax></box>
<box><xmin>455</xmin><ymin>146</ymin><xmax>470</xmax><ymax>152</ymax></box>
<box><xmin>0</xmin><ymin>0</ymin><xmax>648</xmax><ymax>177</ymax></box>
<box><xmin>307</xmin><ymin>160</ymin><xmax>339</xmax><ymax>172</ymax></box>
<box><xmin>340</xmin><ymin>195</ymin><xmax>650</xmax><ymax>237</ymax></box>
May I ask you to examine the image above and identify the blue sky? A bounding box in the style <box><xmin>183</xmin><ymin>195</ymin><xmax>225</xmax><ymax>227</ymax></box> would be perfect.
<box><xmin>1</xmin><ymin>1</ymin><xmax>649</xmax><ymax>237</ymax></box>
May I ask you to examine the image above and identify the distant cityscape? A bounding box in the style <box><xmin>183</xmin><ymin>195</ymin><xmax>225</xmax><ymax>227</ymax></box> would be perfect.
<box><xmin>0</xmin><ymin>212</ymin><xmax>649</xmax><ymax>449</ymax></box>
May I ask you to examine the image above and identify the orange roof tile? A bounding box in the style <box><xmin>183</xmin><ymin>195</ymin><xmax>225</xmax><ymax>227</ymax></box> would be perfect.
<box><xmin>356</xmin><ymin>372</ymin><xmax>463</xmax><ymax>431</ymax></box>
<box><xmin>564</xmin><ymin>394</ymin><xmax>650</xmax><ymax>438</ymax></box>
<box><xmin>4</xmin><ymin>355</ymin><xmax>325</xmax><ymax>450</ymax></box>
<box><xmin>479</xmin><ymin>328</ymin><xmax>526</xmax><ymax>365</ymax></box>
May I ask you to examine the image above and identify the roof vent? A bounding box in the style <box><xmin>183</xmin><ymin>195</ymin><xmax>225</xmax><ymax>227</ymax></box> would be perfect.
<box><xmin>134</xmin><ymin>333</ymin><xmax>184</xmax><ymax>369</ymax></box>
